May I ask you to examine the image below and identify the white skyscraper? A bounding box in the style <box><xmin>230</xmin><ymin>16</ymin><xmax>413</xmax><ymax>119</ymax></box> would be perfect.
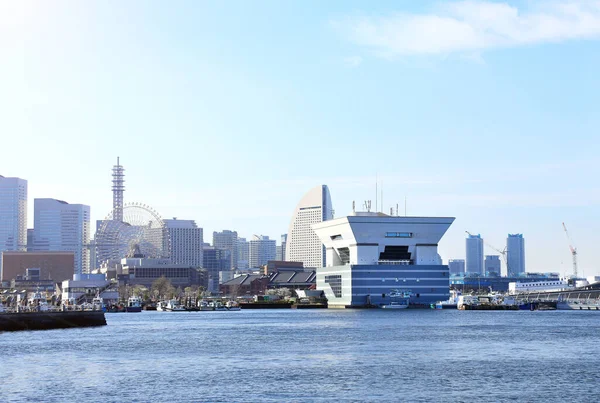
<box><xmin>286</xmin><ymin>185</ymin><xmax>333</xmax><ymax>268</ymax></box>
<box><xmin>249</xmin><ymin>235</ymin><xmax>276</xmax><ymax>268</ymax></box>
<box><xmin>507</xmin><ymin>233</ymin><xmax>525</xmax><ymax>276</ymax></box>
<box><xmin>163</xmin><ymin>218</ymin><xmax>204</xmax><ymax>268</ymax></box>
<box><xmin>0</xmin><ymin>176</ymin><xmax>27</xmax><ymax>255</ymax></box>
<box><xmin>466</xmin><ymin>234</ymin><xmax>484</xmax><ymax>275</ymax></box>
<box><xmin>32</xmin><ymin>198</ymin><xmax>90</xmax><ymax>275</ymax></box>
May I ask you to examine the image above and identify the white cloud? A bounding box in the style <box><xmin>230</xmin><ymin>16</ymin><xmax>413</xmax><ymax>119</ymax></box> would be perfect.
<box><xmin>333</xmin><ymin>1</ymin><xmax>600</xmax><ymax>56</ymax></box>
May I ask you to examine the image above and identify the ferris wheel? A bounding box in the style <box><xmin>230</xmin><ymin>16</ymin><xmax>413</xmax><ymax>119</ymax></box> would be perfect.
<box><xmin>95</xmin><ymin>202</ymin><xmax>171</xmax><ymax>267</ymax></box>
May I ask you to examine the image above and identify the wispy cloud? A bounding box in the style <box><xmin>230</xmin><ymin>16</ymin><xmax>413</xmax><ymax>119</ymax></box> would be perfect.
<box><xmin>333</xmin><ymin>1</ymin><xmax>600</xmax><ymax>57</ymax></box>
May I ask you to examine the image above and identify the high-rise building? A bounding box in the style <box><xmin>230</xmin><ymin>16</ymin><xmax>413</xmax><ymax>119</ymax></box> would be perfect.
<box><xmin>507</xmin><ymin>233</ymin><xmax>525</xmax><ymax>276</ymax></box>
<box><xmin>202</xmin><ymin>246</ymin><xmax>232</xmax><ymax>292</ymax></box>
<box><xmin>286</xmin><ymin>185</ymin><xmax>333</xmax><ymax>268</ymax></box>
<box><xmin>448</xmin><ymin>259</ymin><xmax>465</xmax><ymax>275</ymax></box>
<box><xmin>466</xmin><ymin>234</ymin><xmax>484</xmax><ymax>275</ymax></box>
<box><xmin>237</xmin><ymin>237</ymin><xmax>249</xmax><ymax>269</ymax></box>
<box><xmin>484</xmin><ymin>255</ymin><xmax>501</xmax><ymax>276</ymax></box>
<box><xmin>213</xmin><ymin>230</ymin><xmax>238</xmax><ymax>269</ymax></box>
<box><xmin>163</xmin><ymin>218</ymin><xmax>203</xmax><ymax>268</ymax></box>
<box><xmin>249</xmin><ymin>235</ymin><xmax>276</xmax><ymax>268</ymax></box>
<box><xmin>276</xmin><ymin>234</ymin><xmax>287</xmax><ymax>261</ymax></box>
<box><xmin>32</xmin><ymin>198</ymin><xmax>90</xmax><ymax>275</ymax></box>
<box><xmin>0</xmin><ymin>176</ymin><xmax>28</xmax><ymax>260</ymax></box>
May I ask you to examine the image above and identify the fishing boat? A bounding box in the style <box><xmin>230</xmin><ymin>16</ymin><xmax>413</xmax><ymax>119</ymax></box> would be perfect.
<box><xmin>226</xmin><ymin>300</ymin><xmax>241</xmax><ymax>311</ymax></box>
<box><xmin>126</xmin><ymin>296</ymin><xmax>143</xmax><ymax>312</ymax></box>
<box><xmin>161</xmin><ymin>299</ymin><xmax>186</xmax><ymax>312</ymax></box>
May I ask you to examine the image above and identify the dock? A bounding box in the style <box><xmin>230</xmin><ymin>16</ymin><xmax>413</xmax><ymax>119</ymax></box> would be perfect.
<box><xmin>0</xmin><ymin>310</ymin><xmax>107</xmax><ymax>332</ymax></box>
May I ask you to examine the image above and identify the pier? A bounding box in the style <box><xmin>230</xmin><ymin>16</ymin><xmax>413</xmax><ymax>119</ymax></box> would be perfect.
<box><xmin>0</xmin><ymin>310</ymin><xmax>107</xmax><ymax>332</ymax></box>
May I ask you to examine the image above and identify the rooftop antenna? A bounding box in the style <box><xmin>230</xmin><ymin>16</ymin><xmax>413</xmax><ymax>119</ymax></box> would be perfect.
<box><xmin>390</xmin><ymin>207</ymin><xmax>393</xmax><ymax>215</ymax></box>
<box><xmin>352</xmin><ymin>201</ymin><xmax>355</xmax><ymax>214</ymax></box>
<box><xmin>368</xmin><ymin>200</ymin><xmax>372</xmax><ymax>212</ymax></box>
<box><xmin>396</xmin><ymin>203</ymin><xmax>399</xmax><ymax>216</ymax></box>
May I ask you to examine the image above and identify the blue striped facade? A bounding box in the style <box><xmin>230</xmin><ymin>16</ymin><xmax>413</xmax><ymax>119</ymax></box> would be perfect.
<box><xmin>317</xmin><ymin>264</ymin><xmax>450</xmax><ymax>307</ymax></box>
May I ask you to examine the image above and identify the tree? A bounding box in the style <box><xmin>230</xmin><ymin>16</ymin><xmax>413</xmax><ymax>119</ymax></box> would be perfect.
<box><xmin>151</xmin><ymin>276</ymin><xmax>173</xmax><ymax>300</ymax></box>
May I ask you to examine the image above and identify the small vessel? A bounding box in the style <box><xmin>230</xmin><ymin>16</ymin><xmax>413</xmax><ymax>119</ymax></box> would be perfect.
<box><xmin>434</xmin><ymin>290</ymin><xmax>460</xmax><ymax>309</ymax></box>
<box><xmin>92</xmin><ymin>296</ymin><xmax>107</xmax><ymax>312</ymax></box>
<box><xmin>198</xmin><ymin>300</ymin><xmax>213</xmax><ymax>311</ymax></box>
<box><xmin>381</xmin><ymin>290</ymin><xmax>411</xmax><ymax>309</ymax></box>
<box><xmin>213</xmin><ymin>301</ymin><xmax>228</xmax><ymax>311</ymax></box>
<box><xmin>162</xmin><ymin>299</ymin><xmax>186</xmax><ymax>312</ymax></box>
<box><xmin>226</xmin><ymin>300</ymin><xmax>241</xmax><ymax>311</ymax></box>
<box><xmin>126</xmin><ymin>296</ymin><xmax>143</xmax><ymax>313</ymax></box>
<box><xmin>28</xmin><ymin>290</ymin><xmax>50</xmax><ymax>312</ymax></box>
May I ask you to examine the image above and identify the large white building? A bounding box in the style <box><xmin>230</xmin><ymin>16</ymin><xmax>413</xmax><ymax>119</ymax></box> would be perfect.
<box><xmin>286</xmin><ymin>185</ymin><xmax>333</xmax><ymax>268</ymax></box>
<box><xmin>313</xmin><ymin>212</ymin><xmax>454</xmax><ymax>308</ymax></box>
<box><xmin>32</xmin><ymin>198</ymin><xmax>90</xmax><ymax>275</ymax></box>
<box><xmin>163</xmin><ymin>218</ymin><xmax>204</xmax><ymax>268</ymax></box>
<box><xmin>466</xmin><ymin>234</ymin><xmax>484</xmax><ymax>275</ymax></box>
<box><xmin>213</xmin><ymin>230</ymin><xmax>238</xmax><ymax>269</ymax></box>
<box><xmin>507</xmin><ymin>233</ymin><xmax>525</xmax><ymax>276</ymax></box>
<box><xmin>249</xmin><ymin>235</ymin><xmax>276</xmax><ymax>268</ymax></box>
<box><xmin>0</xmin><ymin>176</ymin><xmax>27</xmax><ymax>256</ymax></box>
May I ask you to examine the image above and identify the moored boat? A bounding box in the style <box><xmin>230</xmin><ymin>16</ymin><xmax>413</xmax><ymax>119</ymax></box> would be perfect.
<box><xmin>126</xmin><ymin>296</ymin><xmax>143</xmax><ymax>312</ymax></box>
<box><xmin>381</xmin><ymin>290</ymin><xmax>411</xmax><ymax>309</ymax></box>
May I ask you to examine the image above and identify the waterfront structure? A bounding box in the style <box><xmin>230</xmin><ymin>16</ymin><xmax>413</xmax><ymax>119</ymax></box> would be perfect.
<box><xmin>448</xmin><ymin>259</ymin><xmax>465</xmax><ymax>276</ymax></box>
<box><xmin>120</xmin><ymin>257</ymin><xmax>208</xmax><ymax>289</ymax></box>
<box><xmin>31</xmin><ymin>198</ymin><xmax>90</xmax><ymax>275</ymax></box>
<box><xmin>0</xmin><ymin>176</ymin><xmax>28</xmax><ymax>267</ymax></box>
<box><xmin>312</xmin><ymin>211</ymin><xmax>454</xmax><ymax>308</ymax></box>
<box><xmin>276</xmin><ymin>234</ymin><xmax>287</xmax><ymax>261</ymax></box>
<box><xmin>507</xmin><ymin>234</ymin><xmax>525</xmax><ymax>276</ymax></box>
<box><xmin>1</xmin><ymin>251</ymin><xmax>75</xmax><ymax>283</ymax></box>
<box><xmin>285</xmin><ymin>185</ymin><xmax>333</xmax><ymax>269</ymax></box>
<box><xmin>61</xmin><ymin>273</ymin><xmax>119</xmax><ymax>303</ymax></box>
<box><xmin>485</xmin><ymin>255</ymin><xmax>501</xmax><ymax>276</ymax></box>
<box><xmin>237</xmin><ymin>237</ymin><xmax>249</xmax><ymax>269</ymax></box>
<box><xmin>249</xmin><ymin>235</ymin><xmax>276</xmax><ymax>268</ymax></box>
<box><xmin>213</xmin><ymin>230</ymin><xmax>238</xmax><ymax>269</ymax></box>
<box><xmin>466</xmin><ymin>234</ymin><xmax>484</xmax><ymax>275</ymax></box>
<box><xmin>163</xmin><ymin>218</ymin><xmax>203</xmax><ymax>268</ymax></box>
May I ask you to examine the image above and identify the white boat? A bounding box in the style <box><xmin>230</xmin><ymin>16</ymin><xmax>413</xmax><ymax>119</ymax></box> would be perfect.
<box><xmin>381</xmin><ymin>290</ymin><xmax>411</xmax><ymax>309</ymax></box>
<box><xmin>92</xmin><ymin>296</ymin><xmax>106</xmax><ymax>312</ymax></box>
<box><xmin>213</xmin><ymin>301</ymin><xmax>228</xmax><ymax>311</ymax></box>
<box><xmin>126</xmin><ymin>296</ymin><xmax>143</xmax><ymax>312</ymax></box>
<box><xmin>163</xmin><ymin>299</ymin><xmax>186</xmax><ymax>312</ymax></box>
<box><xmin>198</xmin><ymin>300</ymin><xmax>213</xmax><ymax>311</ymax></box>
<box><xmin>557</xmin><ymin>300</ymin><xmax>600</xmax><ymax>310</ymax></box>
<box><xmin>28</xmin><ymin>290</ymin><xmax>50</xmax><ymax>312</ymax></box>
<box><xmin>226</xmin><ymin>300</ymin><xmax>241</xmax><ymax>311</ymax></box>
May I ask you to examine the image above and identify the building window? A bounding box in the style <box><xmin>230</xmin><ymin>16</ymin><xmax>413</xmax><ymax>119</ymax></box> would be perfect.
<box><xmin>325</xmin><ymin>275</ymin><xmax>342</xmax><ymax>298</ymax></box>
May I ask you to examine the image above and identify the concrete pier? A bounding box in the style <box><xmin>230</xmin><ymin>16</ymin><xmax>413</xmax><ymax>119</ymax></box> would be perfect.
<box><xmin>0</xmin><ymin>311</ymin><xmax>107</xmax><ymax>332</ymax></box>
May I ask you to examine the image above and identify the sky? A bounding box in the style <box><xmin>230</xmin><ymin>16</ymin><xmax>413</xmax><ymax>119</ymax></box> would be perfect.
<box><xmin>1</xmin><ymin>0</ymin><xmax>599</xmax><ymax>277</ymax></box>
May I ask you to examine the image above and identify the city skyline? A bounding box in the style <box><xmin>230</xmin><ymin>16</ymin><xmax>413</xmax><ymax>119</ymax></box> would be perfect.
<box><xmin>2</xmin><ymin>1</ymin><xmax>599</xmax><ymax>276</ymax></box>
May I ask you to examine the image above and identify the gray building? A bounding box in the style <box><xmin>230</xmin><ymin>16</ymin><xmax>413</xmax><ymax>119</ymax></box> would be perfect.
<box><xmin>237</xmin><ymin>237</ymin><xmax>249</xmax><ymax>270</ymax></box>
<box><xmin>466</xmin><ymin>234</ymin><xmax>484</xmax><ymax>275</ymax></box>
<box><xmin>203</xmin><ymin>246</ymin><xmax>232</xmax><ymax>292</ymax></box>
<box><xmin>448</xmin><ymin>259</ymin><xmax>465</xmax><ymax>276</ymax></box>
<box><xmin>276</xmin><ymin>234</ymin><xmax>287</xmax><ymax>261</ymax></box>
<box><xmin>0</xmin><ymin>176</ymin><xmax>28</xmax><ymax>258</ymax></box>
<box><xmin>213</xmin><ymin>230</ymin><xmax>238</xmax><ymax>269</ymax></box>
<box><xmin>32</xmin><ymin>198</ymin><xmax>90</xmax><ymax>275</ymax></box>
<box><xmin>507</xmin><ymin>234</ymin><xmax>525</xmax><ymax>276</ymax></box>
<box><xmin>484</xmin><ymin>255</ymin><xmax>501</xmax><ymax>276</ymax></box>
<box><xmin>249</xmin><ymin>235</ymin><xmax>276</xmax><ymax>268</ymax></box>
<box><xmin>164</xmin><ymin>218</ymin><xmax>203</xmax><ymax>268</ymax></box>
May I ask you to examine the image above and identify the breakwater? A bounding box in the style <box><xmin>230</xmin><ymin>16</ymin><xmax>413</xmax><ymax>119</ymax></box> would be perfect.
<box><xmin>0</xmin><ymin>310</ymin><xmax>106</xmax><ymax>332</ymax></box>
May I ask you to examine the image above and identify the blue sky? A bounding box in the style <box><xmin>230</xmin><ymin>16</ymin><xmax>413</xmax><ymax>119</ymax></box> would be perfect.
<box><xmin>2</xmin><ymin>1</ymin><xmax>599</xmax><ymax>276</ymax></box>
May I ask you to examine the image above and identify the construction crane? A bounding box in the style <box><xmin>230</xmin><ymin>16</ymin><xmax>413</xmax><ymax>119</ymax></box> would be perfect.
<box><xmin>465</xmin><ymin>231</ymin><xmax>510</xmax><ymax>276</ymax></box>
<box><xmin>562</xmin><ymin>222</ymin><xmax>578</xmax><ymax>278</ymax></box>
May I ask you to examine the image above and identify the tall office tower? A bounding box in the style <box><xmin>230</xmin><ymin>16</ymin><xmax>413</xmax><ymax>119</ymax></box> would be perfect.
<box><xmin>448</xmin><ymin>259</ymin><xmax>465</xmax><ymax>275</ymax></box>
<box><xmin>507</xmin><ymin>233</ymin><xmax>525</xmax><ymax>276</ymax></box>
<box><xmin>286</xmin><ymin>185</ymin><xmax>333</xmax><ymax>268</ymax></box>
<box><xmin>484</xmin><ymin>255</ymin><xmax>501</xmax><ymax>276</ymax></box>
<box><xmin>213</xmin><ymin>230</ymin><xmax>238</xmax><ymax>269</ymax></box>
<box><xmin>466</xmin><ymin>234</ymin><xmax>484</xmax><ymax>275</ymax></box>
<box><xmin>0</xmin><ymin>176</ymin><xmax>28</xmax><ymax>257</ymax></box>
<box><xmin>32</xmin><ymin>198</ymin><xmax>90</xmax><ymax>275</ymax></box>
<box><xmin>249</xmin><ymin>235</ymin><xmax>276</xmax><ymax>268</ymax></box>
<box><xmin>237</xmin><ymin>237</ymin><xmax>249</xmax><ymax>269</ymax></box>
<box><xmin>276</xmin><ymin>234</ymin><xmax>287</xmax><ymax>261</ymax></box>
<box><xmin>202</xmin><ymin>246</ymin><xmax>231</xmax><ymax>292</ymax></box>
<box><xmin>163</xmin><ymin>218</ymin><xmax>204</xmax><ymax>267</ymax></box>
<box><xmin>112</xmin><ymin>157</ymin><xmax>125</xmax><ymax>221</ymax></box>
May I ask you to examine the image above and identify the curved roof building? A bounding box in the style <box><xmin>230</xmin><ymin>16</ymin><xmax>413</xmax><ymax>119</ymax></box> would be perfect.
<box><xmin>285</xmin><ymin>185</ymin><xmax>333</xmax><ymax>268</ymax></box>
